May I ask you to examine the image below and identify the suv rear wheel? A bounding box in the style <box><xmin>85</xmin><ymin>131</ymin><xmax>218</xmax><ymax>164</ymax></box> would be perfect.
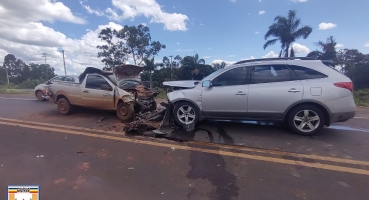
<box><xmin>287</xmin><ymin>105</ymin><xmax>325</xmax><ymax>136</ymax></box>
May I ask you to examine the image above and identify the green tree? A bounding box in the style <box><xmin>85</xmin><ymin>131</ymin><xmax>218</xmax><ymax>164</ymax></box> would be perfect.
<box><xmin>307</xmin><ymin>36</ymin><xmax>338</xmax><ymax>62</ymax></box>
<box><xmin>212</xmin><ymin>62</ymin><xmax>227</xmax><ymax>70</ymax></box>
<box><xmin>97</xmin><ymin>24</ymin><xmax>166</xmax><ymax>69</ymax></box>
<box><xmin>162</xmin><ymin>55</ymin><xmax>182</xmax><ymax>68</ymax></box>
<box><xmin>263</xmin><ymin>10</ymin><xmax>313</xmax><ymax>57</ymax></box>
<box><xmin>180</xmin><ymin>53</ymin><xmax>205</xmax><ymax>66</ymax></box>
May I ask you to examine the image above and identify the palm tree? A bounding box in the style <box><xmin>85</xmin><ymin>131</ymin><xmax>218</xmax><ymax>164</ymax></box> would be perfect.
<box><xmin>143</xmin><ymin>57</ymin><xmax>155</xmax><ymax>89</ymax></box>
<box><xmin>307</xmin><ymin>35</ymin><xmax>337</xmax><ymax>61</ymax></box>
<box><xmin>193</xmin><ymin>53</ymin><xmax>205</xmax><ymax>64</ymax></box>
<box><xmin>212</xmin><ymin>62</ymin><xmax>227</xmax><ymax>70</ymax></box>
<box><xmin>264</xmin><ymin>10</ymin><xmax>312</xmax><ymax>57</ymax></box>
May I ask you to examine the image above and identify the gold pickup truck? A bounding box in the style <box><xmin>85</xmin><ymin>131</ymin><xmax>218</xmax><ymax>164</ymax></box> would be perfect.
<box><xmin>49</xmin><ymin>65</ymin><xmax>157</xmax><ymax>121</ymax></box>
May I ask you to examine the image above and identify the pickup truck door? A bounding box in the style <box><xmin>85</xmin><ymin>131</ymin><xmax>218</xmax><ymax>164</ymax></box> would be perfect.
<box><xmin>81</xmin><ymin>74</ymin><xmax>115</xmax><ymax>109</ymax></box>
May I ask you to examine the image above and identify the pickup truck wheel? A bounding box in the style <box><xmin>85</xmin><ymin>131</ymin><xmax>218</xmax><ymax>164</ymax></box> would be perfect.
<box><xmin>117</xmin><ymin>102</ymin><xmax>134</xmax><ymax>121</ymax></box>
<box><xmin>36</xmin><ymin>90</ymin><xmax>45</xmax><ymax>101</ymax></box>
<box><xmin>57</xmin><ymin>98</ymin><xmax>71</xmax><ymax>115</ymax></box>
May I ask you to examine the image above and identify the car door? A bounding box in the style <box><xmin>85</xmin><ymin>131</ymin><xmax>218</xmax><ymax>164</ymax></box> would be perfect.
<box><xmin>81</xmin><ymin>74</ymin><xmax>115</xmax><ymax>109</ymax></box>
<box><xmin>202</xmin><ymin>66</ymin><xmax>249</xmax><ymax>118</ymax></box>
<box><xmin>247</xmin><ymin>64</ymin><xmax>303</xmax><ymax>120</ymax></box>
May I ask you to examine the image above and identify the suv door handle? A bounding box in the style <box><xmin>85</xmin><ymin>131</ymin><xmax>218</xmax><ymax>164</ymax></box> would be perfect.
<box><xmin>288</xmin><ymin>88</ymin><xmax>300</xmax><ymax>93</ymax></box>
<box><xmin>82</xmin><ymin>90</ymin><xmax>89</xmax><ymax>93</ymax></box>
<box><xmin>103</xmin><ymin>93</ymin><xmax>111</xmax><ymax>97</ymax></box>
<box><xmin>236</xmin><ymin>91</ymin><xmax>246</xmax><ymax>95</ymax></box>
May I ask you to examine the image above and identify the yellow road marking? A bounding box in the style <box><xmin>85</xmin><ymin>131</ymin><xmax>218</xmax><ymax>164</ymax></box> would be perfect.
<box><xmin>1</xmin><ymin>117</ymin><xmax>369</xmax><ymax>167</ymax></box>
<box><xmin>191</xmin><ymin>141</ymin><xmax>369</xmax><ymax>167</ymax></box>
<box><xmin>0</xmin><ymin>117</ymin><xmax>124</xmax><ymax>136</ymax></box>
<box><xmin>1</xmin><ymin>120</ymin><xmax>369</xmax><ymax>176</ymax></box>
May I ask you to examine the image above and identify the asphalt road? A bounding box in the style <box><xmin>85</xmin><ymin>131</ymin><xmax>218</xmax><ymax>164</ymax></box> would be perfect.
<box><xmin>1</xmin><ymin>94</ymin><xmax>369</xmax><ymax>200</ymax></box>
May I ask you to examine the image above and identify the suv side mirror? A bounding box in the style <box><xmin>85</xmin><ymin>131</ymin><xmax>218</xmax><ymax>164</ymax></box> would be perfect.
<box><xmin>101</xmin><ymin>84</ymin><xmax>112</xmax><ymax>91</ymax></box>
<box><xmin>202</xmin><ymin>80</ymin><xmax>212</xmax><ymax>88</ymax></box>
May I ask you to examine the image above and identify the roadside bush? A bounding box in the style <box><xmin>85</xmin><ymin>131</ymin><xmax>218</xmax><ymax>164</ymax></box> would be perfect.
<box><xmin>354</xmin><ymin>89</ymin><xmax>369</xmax><ymax>107</ymax></box>
<box><xmin>19</xmin><ymin>79</ymin><xmax>43</xmax><ymax>89</ymax></box>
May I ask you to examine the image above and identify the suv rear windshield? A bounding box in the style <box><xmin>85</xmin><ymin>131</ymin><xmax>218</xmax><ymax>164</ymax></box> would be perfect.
<box><xmin>288</xmin><ymin>65</ymin><xmax>328</xmax><ymax>80</ymax></box>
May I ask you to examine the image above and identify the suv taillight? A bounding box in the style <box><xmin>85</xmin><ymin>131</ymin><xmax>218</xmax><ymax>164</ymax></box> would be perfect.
<box><xmin>334</xmin><ymin>82</ymin><xmax>353</xmax><ymax>92</ymax></box>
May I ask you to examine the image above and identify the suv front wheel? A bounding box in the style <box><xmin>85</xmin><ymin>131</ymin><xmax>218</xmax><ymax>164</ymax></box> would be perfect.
<box><xmin>287</xmin><ymin>105</ymin><xmax>325</xmax><ymax>136</ymax></box>
<box><xmin>173</xmin><ymin>102</ymin><xmax>199</xmax><ymax>127</ymax></box>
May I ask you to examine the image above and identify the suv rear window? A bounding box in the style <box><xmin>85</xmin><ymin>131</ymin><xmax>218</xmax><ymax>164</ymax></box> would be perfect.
<box><xmin>288</xmin><ymin>65</ymin><xmax>328</xmax><ymax>80</ymax></box>
<box><xmin>251</xmin><ymin>65</ymin><xmax>292</xmax><ymax>84</ymax></box>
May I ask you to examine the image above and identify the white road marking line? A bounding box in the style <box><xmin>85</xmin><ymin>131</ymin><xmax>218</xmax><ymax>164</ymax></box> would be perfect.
<box><xmin>0</xmin><ymin>97</ymin><xmax>36</xmax><ymax>101</ymax></box>
<box><xmin>354</xmin><ymin>117</ymin><xmax>368</xmax><ymax>119</ymax></box>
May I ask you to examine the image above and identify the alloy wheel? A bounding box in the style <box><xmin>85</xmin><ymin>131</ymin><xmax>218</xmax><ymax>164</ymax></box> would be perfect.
<box><xmin>176</xmin><ymin>105</ymin><xmax>196</xmax><ymax>125</ymax></box>
<box><xmin>293</xmin><ymin>110</ymin><xmax>320</xmax><ymax>133</ymax></box>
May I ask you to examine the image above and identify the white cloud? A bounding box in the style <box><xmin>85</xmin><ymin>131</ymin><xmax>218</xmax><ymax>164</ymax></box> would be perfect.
<box><xmin>203</xmin><ymin>56</ymin><xmax>212</xmax><ymax>59</ymax></box>
<box><xmin>0</xmin><ymin>0</ymin><xmax>86</xmax><ymax>24</ymax></box>
<box><xmin>259</xmin><ymin>10</ymin><xmax>265</xmax><ymax>15</ymax></box>
<box><xmin>177</xmin><ymin>42</ymin><xmax>180</xmax><ymax>45</ymax></box>
<box><xmin>319</xmin><ymin>22</ymin><xmax>337</xmax><ymax>30</ymax></box>
<box><xmin>227</xmin><ymin>55</ymin><xmax>236</xmax><ymax>57</ymax></box>
<box><xmin>230</xmin><ymin>0</ymin><xmax>237</xmax><ymax>2</ymax></box>
<box><xmin>208</xmin><ymin>47</ymin><xmax>212</xmax><ymax>50</ymax></box>
<box><xmin>259</xmin><ymin>0</ymin><xmax>261</xmax><ymax>2</ymax></box>
<box><xmin>80</xmin><ymin>1</ymin><xmax>105</xmax><ymax>16</ymax></box>
<box><xmin>241</xmin><ymin>56</ymin><xmax>255</xmax><ymax>60</ymax></box>
<box><xmin>364</xmin><ymin>42</ymin><xmax>369</xmax><ymax>47</ymax></box>
<box><xmin>211</xmin><ymin>59</ymin><xmax>236</xmax><ymax>66</ymax></box>
<box><xmin>104</xmin><ymin>0</ymin><xmax>189</xmax><ymax>31</ymax></box>
<box><xmin>292</xmin><ymin>43</ymin><xmax>310</xmax><ymax>54</ymax></box>
<box><xmin>248</xmin><ymin>13</ymin><xmax>250</xmax><ymax>15</ymax></box>
<box><xmin>262</xmin><ymin>51</ymin><xmax>279</xmax><ymax>58</ymax></box>
<box><xmin>255</xmin><ymin>31</ymin><xmax>260</xmax><ymax>34</ymax></box>
<box><xmin>0</xmin><ymin>0</ymin><xmax>126</xmax><ymax>75</ymax></box>
<box><xmin>335</xmin><ymin>44</ymin><xmax>344</xmax><ymax>48</ymax></box>
<box><xmin>200</xmin><ymin>23</ymin><xmax>204</xmax><ymax>26</ymax></box>
<box><xmin>290</xmin><ymin>0</ymin><xmax>308</xmax><ymax>2</ymax></box>
<box><xmin>0</xmin><ymin>22</ymin><xmax>124</xmax><ymax>75</ymax></box>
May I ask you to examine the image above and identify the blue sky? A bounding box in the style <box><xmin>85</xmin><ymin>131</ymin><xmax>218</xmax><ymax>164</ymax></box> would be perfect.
<box><xmin>0</xmin><ymin>0</ymin><xmax>368</xmax><ymax>74</ymax></box>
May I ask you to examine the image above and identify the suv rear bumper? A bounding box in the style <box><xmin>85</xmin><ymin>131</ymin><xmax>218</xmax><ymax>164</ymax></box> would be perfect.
<box><xmin>330</xmin><ymin>111</ymin><xmax>356</xmax><ymax>123</ymax></box>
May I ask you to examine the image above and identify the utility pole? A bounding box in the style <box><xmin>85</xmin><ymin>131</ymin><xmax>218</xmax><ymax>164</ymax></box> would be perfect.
<box><xmin>169</xmin><ymin>55</ymin><xmax>173</xmax><ymax>81</ymax></box>
<box><xmin>5</xmin><ymin>64</ymin><xmax>9</xmax><ymax>85</ymax></box>
<box><xmin>41</xmin><ymin>53</ymin><xmax>47</xmax><ymax>64</ymax></box>
<box><xmin>61</xmin><ymin>50</ymin><xmax>66</xmax><ymax>75</ymax></box>
<box><xmin>41</xmin><ymin>53</ymin><xmax>48</xmax><ymax>80</ymax></box>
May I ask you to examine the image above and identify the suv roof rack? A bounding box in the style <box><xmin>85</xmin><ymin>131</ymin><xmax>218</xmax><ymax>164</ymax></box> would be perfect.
<box><xmin>235</xmin><ymin>57</ymin><xmax>317</xmax><ymax>65</ymax></box>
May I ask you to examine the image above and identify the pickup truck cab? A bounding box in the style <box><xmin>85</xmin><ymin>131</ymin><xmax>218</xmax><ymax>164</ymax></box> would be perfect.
<box><xmin>51</xmin><ymin>65</ymin><xmax>157</xmax><ymax>121</ymax></box>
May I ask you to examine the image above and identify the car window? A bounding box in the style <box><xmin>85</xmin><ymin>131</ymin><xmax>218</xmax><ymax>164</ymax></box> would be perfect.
<box><xmin>288</xmin><ymin>65</ymin><xmax>328</xmax><ymax>80</ymax></box>
<box><xmin>86</xmin><ymin>75</ymin><xmax>110</xmax><ymax>90</ymax></box>
<box><xmin>51</xmin><ymin>76</ymin><xmax>63</xmax><ymax>82</ymax></box>
<box><xmin>251</xmin><ymin>65</ymin><xmax>292</xmax><ymax>84</ymax></box>
<box><xmin>212</xmin><ymin>67</ymin><xmax>248</xmax><ymax>86</ymax></box>
<box><xmin>63</xmin><ymin>76</ymin><xmax>75</xmax><ymax>82</ymax></box>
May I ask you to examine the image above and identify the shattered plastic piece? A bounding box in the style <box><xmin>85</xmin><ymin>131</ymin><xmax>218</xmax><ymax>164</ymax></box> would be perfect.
<box><xmin>161</xmin><ymin>192</ymin><xmax>165</xmax><ymax>195</ymax></box>
<box><xmin>97</xmin><ymin>117</ymin><xmax>105</xmax><ymax>123</ymax></box>
<box><xmin>171</xmin><ymin>147</ymin><xmax>176</xmax><ymax>151</ymax></box>
<box><xmin>37</xmin><ymin>155</ymin><xmax>45</xmax><ymax>158</ymax></box>
<box><xmin>128</xmin><ymin>167</ymin><xmax>134</xmax><ymax>170</ymax></box>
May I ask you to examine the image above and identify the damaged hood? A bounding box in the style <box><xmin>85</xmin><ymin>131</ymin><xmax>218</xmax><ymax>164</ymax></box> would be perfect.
<box><xmin>163</xmin><ymin>80</ymin><xmax>200</xmax><ymax>89</ymax></box>
<box><xmin>113</xmin><ymin>64</ymin><xmax>144</xmax><ymax>83</ymax></box>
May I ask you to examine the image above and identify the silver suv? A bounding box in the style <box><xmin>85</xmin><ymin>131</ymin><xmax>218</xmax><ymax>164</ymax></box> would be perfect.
<box><xmin>163</xmin><ymin>57</ymin><xmax>356</xmax><ymax>135</ymax></box>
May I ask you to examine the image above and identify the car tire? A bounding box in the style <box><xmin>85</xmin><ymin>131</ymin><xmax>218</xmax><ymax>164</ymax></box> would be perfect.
<box><xmin>36</xmin><ymin>90</ymin><xmax>45</xmax><ymax>101</ymax></box>
<box><xmin>287</xmin><ymin>105</ymin><xmax>325</xmax><ymax>136</ymax></box>
<box><xmin>117</xmin><ymin>102</ymin><xmax>135</xmax><ymax>121</ymax></box>
<box><xmin>57</xmin><ymin>98</ymin><xmax>71</xmax><ymax>115</ymax></box>
<box><xmin>173</xmin><ymin>101</ymin><xmax>199</xmax><ymax>127</ymax></box>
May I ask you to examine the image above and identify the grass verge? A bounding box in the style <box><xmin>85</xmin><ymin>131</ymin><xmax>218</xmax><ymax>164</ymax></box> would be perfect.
<box><xmin>354</xmin><ymin>89</ymin><xmax>369</xmax><ymax>107</ymax></box>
